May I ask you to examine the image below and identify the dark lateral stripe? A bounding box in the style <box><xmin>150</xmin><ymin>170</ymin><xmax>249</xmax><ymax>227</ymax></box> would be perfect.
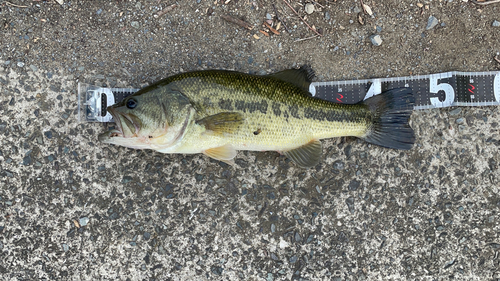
<box><xmin>302</xmin><ymin>107</ymin><xmax>364</xmax><ymax>123</ymax></box>
<box><xmin>232</xmin><ymin>99</ymin><xmax>268</xmax><ymax>114</ymax></box>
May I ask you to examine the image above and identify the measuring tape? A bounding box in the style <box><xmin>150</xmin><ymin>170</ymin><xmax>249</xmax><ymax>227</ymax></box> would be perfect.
<box><xmin>78</xmin><ymin>71</ymin><xmax>500</xmax><ymax>122</ymax></box>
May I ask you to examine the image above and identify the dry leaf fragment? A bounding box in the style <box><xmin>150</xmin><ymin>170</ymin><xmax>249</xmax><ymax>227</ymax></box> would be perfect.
<box><xmin>362</xmin><ymin>4</ymin><xmax>373</xmax><ymax>16</ymax></box>
<box><xmin>358</xmin><ymin>13</ymin><xmax>364</xmax><ymax>25</ymax></box>
<box><xmin>253</xmin><ymin>34</ymin><xmax>260</xmax><ymax>39</ymax></box>
<box><xmin>259</xmin><ymin>30</ymin><xmax>270</xmax><ymax>36</ymax></box>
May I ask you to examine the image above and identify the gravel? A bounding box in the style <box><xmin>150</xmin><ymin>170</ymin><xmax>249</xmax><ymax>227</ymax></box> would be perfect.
<box><xmin>305</xmin><ymin>3</ymin><xmax>315</xmax><ymax>14</ymax></box>
<box><xmin>0</xmin><ymin>1</ymin><xmax>499</xmax><ymax>280</ymax></box>
<box><xmin>370</xmin><ymin>34</ymin><xmax>383</xmax><ymax>46</ymax></box>
<box><xmin>426</xmin><ymin>16</ymin><xmax>439</xmax><ymax>30</ymax></box>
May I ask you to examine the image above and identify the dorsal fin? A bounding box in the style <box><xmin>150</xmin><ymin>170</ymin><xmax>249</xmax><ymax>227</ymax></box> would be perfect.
<box><xmin>266</xmin><ymin>65</ymin><xmax>315</xmax><ymax>93</ymax></box>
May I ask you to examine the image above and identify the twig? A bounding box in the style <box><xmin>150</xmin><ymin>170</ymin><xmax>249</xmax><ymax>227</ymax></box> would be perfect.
<box><xmin>295</xmin><ymin>35</ymin><xmax>319</xmax><ymax>42</ymax></box>
<box><xmin>272</xmin><ymin>3</ymin><xmax>290</xmax><ymax>33</ymax></box>
<box><xmin>359</xmin><ymin>0</ymin><xmax>366</xmax><ymax>13</ymax></box>
<box><xmin>221</xmin><ymin>14</ymin><xmax>253</xmax><ymax>30</ymax></box>
<box><xmin>282</xmin><ymin>0</ymin><xmax>322</xmax><ymax>37</ymax></box>
<box><xmin>494</xmin><ymin>56</ymin><xmax>500</xmax><ymax>64</ymax></box>
<box><xmin>5</xmin><ymin>1</ymin><xmax>28</xmax><ymax>8</ymax></box>
<box><xmin>471</xmin><ymin>0</ymin><xmax>500</xmax><ymax>5</ymax></box>
<box><xmin>155</xmin><ymin>4</ymin><xmax>178</xmax><ymax>18</ymax></box>
<box><xmin>259</xmin><ymin>30</ymin><xmax>269</xmax><ymax>37</ymax></box>
<box><xmin>263</xmin><ymin>21</ymin><xmax>280</xmax><ymax>35</ymax></box>
<box><xmin>311</xmin><ymin>1</ymin><xmax>324</xmax><ymax>9</ymax></box>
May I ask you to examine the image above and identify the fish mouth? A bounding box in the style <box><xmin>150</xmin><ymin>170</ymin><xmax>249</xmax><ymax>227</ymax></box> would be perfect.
<box><xmin>98</xmin><ymin>107</ymin><xmax>127</xmax><ymax>143</ymax></box>
<box><xmin>98</xmin><ymin>129</ymin><xmax>123</xmax><ymax>143</ymax></box>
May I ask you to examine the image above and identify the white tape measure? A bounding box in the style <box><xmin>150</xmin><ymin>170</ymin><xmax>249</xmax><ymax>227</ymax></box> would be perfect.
<box><xmin>311</xmin><ymin>71</ymin><xmax>500</xmax><ymax>110</ymax></box>
<box><xmin>78</xmin><ymin>71</ymin><xmax>500</xmax><ymax>122</ymax></box>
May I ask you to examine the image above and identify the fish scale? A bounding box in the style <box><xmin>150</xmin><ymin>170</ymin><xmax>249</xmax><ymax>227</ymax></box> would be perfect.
<box><xmin>156</xmin><ymin>70</ymin><xmax>370</xmax><ymax>152</ymax></box>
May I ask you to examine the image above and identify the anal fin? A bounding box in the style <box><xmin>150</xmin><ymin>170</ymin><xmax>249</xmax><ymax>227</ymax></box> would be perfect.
<box><xmin>204</xmin><ymin>144</ymin><xmax>237</xmax><ymax>164</ymax></box>
<box><xmin>283</xmin><ymin>139</ymin><xmax>322</xmax><ymax>168</ymax></box>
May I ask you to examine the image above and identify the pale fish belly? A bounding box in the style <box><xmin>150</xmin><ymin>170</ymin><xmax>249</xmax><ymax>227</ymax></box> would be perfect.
<box><xmin>164</xmin><ymin>112</ymin><xmax>368</xmax><ymax>154</ymax></box>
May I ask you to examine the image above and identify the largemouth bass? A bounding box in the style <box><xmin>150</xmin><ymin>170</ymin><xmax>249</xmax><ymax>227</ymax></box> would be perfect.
<box><xmin>98</xmin><ymin>66</ymin><xmax>415</xmax><ymax>168</ymax></box>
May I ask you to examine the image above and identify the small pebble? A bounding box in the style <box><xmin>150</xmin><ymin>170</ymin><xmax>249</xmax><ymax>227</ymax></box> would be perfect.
<box><xmin>17</xmin><ymin>62</ymin><xmax>25</xmax><ymax>67</ymax></box>
<box><xmin>4</xmin><ymin>61</ymin><xmax>10</xmax><ymax>65</ymax></box>
<box><xmin>30</xmin><ymin>65</ymin><xmax>38</xmax><ymax>72</ymax></box>
<box><xmin>266</xmin><ymin>13</ymin><xmax>272</xmax><ymax>20</ymax></box>
<box><xmin>449</xmin><ymin>108</ymin><xmax>461</xmax><ymax>116</ymax></box>
<box><xmin>62</xmin><ymin>244</ymin><xmax>69</xmax><ymax>252</ymax></box>
<box><xmin>79</xmin><ymin>217</ymin><xmax>89</xmax><ymax>226</ymax></box>
<box><xmin>23</xmin><ymin>155</ymin><xmax>31</xmax><ymax>166</ymax></box>
<box><xmin>306</xmin><ymin>235</ymin><xmax>314</xmax><ymax>243</ymax></box>
<box><xmin>493</xmin><ymin>20</ymin><xmax>500</xmax><ymax>27</ymax></box>
<box><xmin>456</xmin><ymin>118</ymin><xmax>465</xmax><ymax>124</ymax></box>
<box><xmin>295</xmin><ymin>232</ymin><xmax>302</xmax><ymax>242</ymax></box>
<box><xmin>370</xmin><ymin>34</ymin><xmax>382</xmax><ymax>46</ymax></box>
<box><xmin>426</xmin><ymin>16</ymin><xmax>439</xmax><ymax>30</ymax></box>
<box><xmin>305</xmin><ymin>3</ymin><xmax>314</xmax><ymax>14</ymax></box>
<box><xmin>131</xmin><ymin>21</ymin><xmax>140</xmax><ymax>28</ymax></box>
<box><xmin>96</xmin><ymin>8</ymin><xmax>102</xmax><ymax>15</ymax></box>
<box><xmin>324</xmin><ymin>11</ymin><xmax>331</xmax><ymax>21</ymax></box>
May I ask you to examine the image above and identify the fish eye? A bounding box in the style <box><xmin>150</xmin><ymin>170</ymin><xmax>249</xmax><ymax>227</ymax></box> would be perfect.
<box><xmin>126</xmin><ymin>98</ymin><xmax>138</xmax><ymax>109</ymax></box>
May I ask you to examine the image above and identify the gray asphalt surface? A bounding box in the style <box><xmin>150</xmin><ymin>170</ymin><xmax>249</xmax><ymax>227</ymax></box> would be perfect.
<box><xmin>1</xmin><ymin>0</ymin><xmax>500</xmax><ymax>280</ymax></box>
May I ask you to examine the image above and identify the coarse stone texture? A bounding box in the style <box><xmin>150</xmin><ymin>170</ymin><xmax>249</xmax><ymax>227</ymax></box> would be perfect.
<box><xmin>0</xmin><ymin>0</ymin><xmax>499</xmax><ymax>280</ymax></box>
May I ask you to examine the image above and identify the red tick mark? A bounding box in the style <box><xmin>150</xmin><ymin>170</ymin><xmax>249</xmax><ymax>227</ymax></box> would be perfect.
<box><xmin>336</xmin><ymin>93</ymin><xmax>344</xmax><ymax>103</ymax></box>
<box><xmin>468</xmin><ymin>84</ymin><xmax>475</xmax><ymax>94</ymax></box>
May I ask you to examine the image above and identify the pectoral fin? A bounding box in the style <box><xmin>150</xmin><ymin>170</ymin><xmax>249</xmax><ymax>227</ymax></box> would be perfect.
<box><xmin>196</xmin><ymin>112</ymin><xmax>244</xmax><ymax>135</ymax></box>
<box><xmin>204</xmin><ymin>144</ymin><xmax>237</xmax><ymax>163</ymax></box>
<box><xmin>283</xmin><ymin>139</ymin><xmax>322</xmax><ymax>168</ymax></box>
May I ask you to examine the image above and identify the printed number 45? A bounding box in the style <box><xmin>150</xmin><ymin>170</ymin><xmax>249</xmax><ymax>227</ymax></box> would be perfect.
<box><xmin>429</xmin><ymin>73</ymin><xmax>455</xmax><ymax>108</ymax></box>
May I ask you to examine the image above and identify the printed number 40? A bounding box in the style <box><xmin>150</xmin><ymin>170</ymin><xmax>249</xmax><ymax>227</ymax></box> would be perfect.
<box><xmin>429</xmin><ymin>73</ymin><xmax>455</xmax><ymax>108</ymax></box>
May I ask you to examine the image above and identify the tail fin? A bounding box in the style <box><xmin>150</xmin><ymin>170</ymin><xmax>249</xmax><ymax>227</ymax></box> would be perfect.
<box><xmin>362</xmin><ymin>87</ymin><xmax>415</xmax><ymax>150</ymax></box>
